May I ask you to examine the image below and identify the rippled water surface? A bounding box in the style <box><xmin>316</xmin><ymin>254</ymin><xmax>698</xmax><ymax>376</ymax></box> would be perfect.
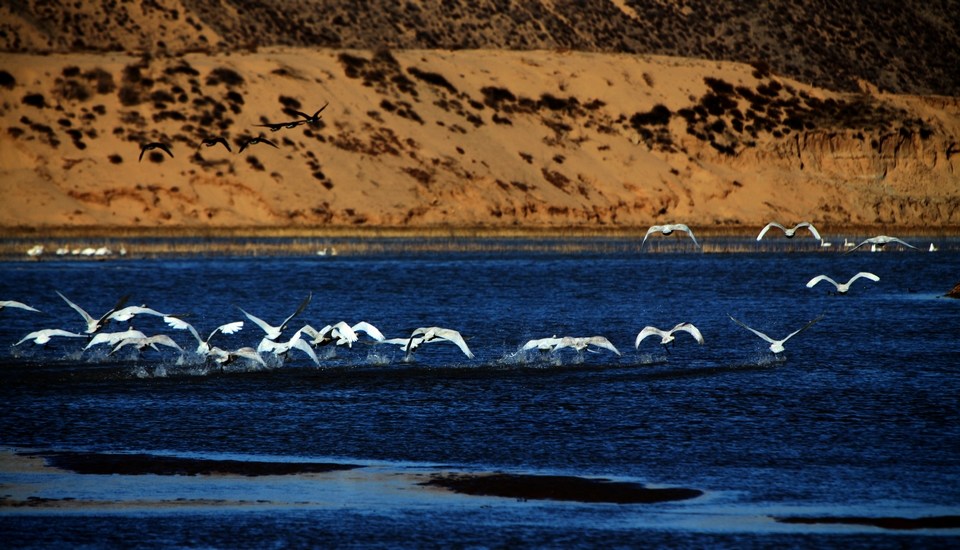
<box><xmin>1</xmin><ymin>241</ymin><xmax>958</xmax><ymax>547</ymax></box>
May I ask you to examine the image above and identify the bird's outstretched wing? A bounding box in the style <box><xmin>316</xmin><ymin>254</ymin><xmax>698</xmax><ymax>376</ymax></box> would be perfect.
<box><xmin>672</xmin><ymin>322</ymin><xmax>704</xmax><ymax>344</ymax></box>
<box><xmin>211</xmin><ymin>321</ymin><xmax>244</xmax><ymax>340</ymax></box>
<box><xmin>351</xmin><ymin>321</ymin><xmax>385</xmax><ymax>341</ymax></box>
<box><xmin>780</xmin><ymin>315</ymin><xmax>824</xmax><ymax>344</ymax></box>
<box><xmin>279</xmin><ymin>293</ymin><xmax>312</xmax><ymax>332</ymax></box>
<box><xmin>0</xmin><ymin>300</ymin><xmax>40</xmax><ymax>312</ymax></box>
<box><xmin>586</xmin><ymin>336</ymin><xmax>620</xmax><ymax>356</ymax></box>
<box><xmin>847</xmin><ymin>272</ymin><xmax>880</xmax><ymax>286</ymax></box>
<box><xmin>806</xmin><ymin>275</ymin><xmax>839</xmax><ymax>289</ymax></box>
<box><xmin>635</xmin><ymin>326</ymin><xmax>667</xmax><ymax>348</ymax></box>
<box><xmin>240</xmin><ymin>308</ymin><xmax>276</xmax><ymax>337</ymax></box>
<box><xmin>668</xmin><ymin>224</ymin><xmax>700</xmax><ymax>247</ymax></box>
<box><xmin>756</xmin><ymin>222</ymin><xmax>785</xmax><ymax>241</ymax></box>
<box><xmin>165</xmin><ymin>315</ymin><xmax>203</xmax><ymax>346</ymax></box>
<box><xmin>728</xmin><ymin>315</ymin><xmax>776</xmax><ymax>345</ymax></box>
<box><xmin>798</xmin><ymin>222</ymin><xmax>822</xmax><ymax>241</ymax></box>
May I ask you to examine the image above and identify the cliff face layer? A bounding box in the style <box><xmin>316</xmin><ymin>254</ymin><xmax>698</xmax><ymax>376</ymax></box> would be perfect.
<box><xmin>2</xmin><ymin>0</ymin><xmax>959</xmax><ymax>97</ymax></box>
<box><xmin>1</xmin><ymin>49</ymin><xmax>956</xmax><ymax>229</ymax></box>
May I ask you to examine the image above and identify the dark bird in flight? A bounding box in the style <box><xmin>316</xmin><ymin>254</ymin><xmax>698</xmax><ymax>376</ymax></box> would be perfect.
<box><xmin>198</xmin><ymin>136</ymin><xmax>232</xmax><ymax>153</ymax></box>
<box><xmin>293</xmin><ymin>102</ymin><xmax>328</xmax><ymax>125</ymax></box>
<box><xmin>139</xmin><ymin>142</ymin><xmax>173</xmax><ymax>162</ymax></box>
<box><xmin>238</xmin><ymin>136</ymin><xmax>278</xmax><ymax>153</ymax></box>
<box><xmin>253</xmin><ymin>121</ymin><xmax>297</xmax><ymax>132</ymax></box>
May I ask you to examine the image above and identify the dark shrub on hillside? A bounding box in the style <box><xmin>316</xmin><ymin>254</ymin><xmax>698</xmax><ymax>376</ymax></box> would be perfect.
<box><xmin>84</xmin><ymin>67</ymin><xmax>116</xmax><ymax>94</ymax></box>
<box><xmin>408</xmin><ymin>67</ymin><xmax>457</xmax><ymax>93</ymax></box>
<box><xmin>0</xmin><ymin>70</ymin><xmax>15</xmax><ymax>89</ymax></box>
<box><xmin>481</xmin><ymin>86</ymin><xmax>516</xmax><ymax>108</ymax></box>
<box><xmin>704</xmin><ymin>77</ymin><xmax>735</xmax><ymax>95</ymax></box>
<box><xmin>630</xmin><ymin>104</ymin><xmax>672</xmax><ymax>127</ymax></box>
<box><xmin>118</xmin><ymin>85</ymin><xmax>141</xmax><ymax>106</ymax></box>
<box><xmin>22</xmin><ymin>93</ymin><xmax>46</xmax><ymax>108</ymax></box>
<box><xmin>206</xmin><ymin>67</ymin><xmax>244</xmax><ymax>87</ymax></box>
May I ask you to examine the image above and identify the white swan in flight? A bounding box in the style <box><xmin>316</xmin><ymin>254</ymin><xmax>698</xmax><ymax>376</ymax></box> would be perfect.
<box><xmin>401</xmin><ymin>327</ymin><xmax>474</xmax><ymax>359</ymax></box>
<box><xmin>0</xmin><ymin>300</ymin><xmax>40</xmax><ymax>312</ymax></box>
<box><xmin>301</xmin><ymin>321</ymin><xmax>384</xmax><ymax>348</ymax></box>
<box><xmin>107</xmin><ymin>305</ymin><xmax>170</xmax><ymax>323</ymax></box>
<box><xmin>239</xmin><ymin>292</ymin><xmax>311</xmax><ymax>341</ymax></box>
<box><xmin>551</xmin><ymin>336</ymin><xmax>621</xmax><ymax>356</ymax></box>
<box><xmin>520</xmin><ymin>336</ymin><xmax>563</xmax><ymax>352</ymax></box>
<box><xmin>84</xmin><ymin>328</ymin><xmax>149</xmax><ymax>350</ymax></box>
<box><xmin>57</xmin><ymin>291</ymin><xmax>130</xmax><ymax>334</ymax></box>
<box><xmin>806</xmin><ymin>272</ymin><xmax>880</xmax><ymax>294</ymax></box>
<box><xmin>111</xmin><ymin>334</ymin><xmax>183</xmax><ymax>354</ymax></box>
<box><xmin>641</xmin><ymin>224</ymin><xmax>700</xmax><ymax>249</ymax></box>
<box><xmin>728</xmin><ymin>315</ymin><xmax>823</xmax><ymax>354</ymax></box>
<box><xmin>15</xmin><ymin>328</ymin><xmax>85</xmax><ymax>346</ymax></box>
<box><xmin>845</xmin><ymin>235</ymin><xmax>917</xmax><ymax>253</ymax></box>
<box><xmin>164</xmin><ymin>316</ymin><xmax>244</xmax><ymax>355</ymax></box>
<box><xmin>257</xmin><ymin>330</ymin><xmax>320</xmax><ymax>367</ymax></box>
<box><xmin>756</xmin><ymin>221</ymin><xmax>822</xmax><ymax>241</ymax></box>
<box><xmin>635</xmin><ymin>322</ymin><xmax>704</xmax><ymax>349</ymax></box>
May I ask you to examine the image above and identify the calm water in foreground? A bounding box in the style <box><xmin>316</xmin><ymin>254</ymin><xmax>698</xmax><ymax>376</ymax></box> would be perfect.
<box><xmin>1</xmin><ymin>239</ymin><xmax>958</xmax><ymax>547</ymax></box>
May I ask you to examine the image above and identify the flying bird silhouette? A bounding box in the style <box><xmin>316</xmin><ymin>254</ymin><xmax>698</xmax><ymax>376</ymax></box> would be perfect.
<box><xmin>293</xmin><ymin>102</ymin><xmax>329</xmax><ymax>125</ymax></box>
<box><xmin>0</xmin><ymin>300</ymin><xmax>40</xmax><ymax>313</ymax></box>
<box><xmin>238</xmin><ymin>136</ymin><xmax>279</xmax><ymax>153</ymax></box>
<box><xmin>635</xmin><ymin>322</ymin><xmax>704</xmax><ymax>350</ymax></box>
<box><xmin>756</xmin><ymin>221</ymin><xmax>822</xmax><ymax>241</ymax></box>
<box><xmin>551</xmin><ymin>336</ymin><xmax>621</xmax><ymax>356</ymax></box>
<box><xmin>239</xmin><ymin>293</ymin><xmax>311</xmax><ymax>341</ymax></box>
<box><xmin>806</xmin><ymin>272</ymin><xmax>880</xmax><ymax>294</ymax></box>
<box><xmin>641</xmin><ymin>224</ymin><xmax>700</xmax><ymax>249</ymax></box>
<box><xmin>139</xmin><ymin>142</ymin><xmax>173</xmax><ymax>161</ymax></box>
<box><xmin>15</xmin><ymin>328</ymin><xmax>85</xmax><ymax>346</ymax></box>
<box><xmin>728</xmin><ymin>315</ymin><xmax>823</xmax><ymax>354</ymax></box>
<box><xmin>845</xmin><ymin>235</ymin><xmax>918</xmax><ymax>253</ymax></box>
<box><xmin>198</xmin><ymin>136</ymin><xmax>232</xmax><ymax>153</ymax></box>
<box><xmin>57</xmin><ymin>291</ymin><xmax>130</xmax><ymax>334</ymax></box>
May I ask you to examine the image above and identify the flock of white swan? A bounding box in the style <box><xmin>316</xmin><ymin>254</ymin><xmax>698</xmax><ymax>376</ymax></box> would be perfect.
<box><xmin>641</xmin><ymin>221</ymin><xmax>924</xmax><ymax>252</ymax></box>
<box><xmin>2</xmin><ymin>220</ymin><xmax>926</xmax><ymax>367</ymax></box>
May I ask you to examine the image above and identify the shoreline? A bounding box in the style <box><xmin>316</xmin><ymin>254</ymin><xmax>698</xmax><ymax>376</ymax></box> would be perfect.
<box><xmin>4</xmin><ymin>224</ymin><xmax>960</xmax><ymax>240</ymax></box>
<box><xmin>1</xmin><ymin>225</ymin><xmax>954</xmax><ymax>260</ymax></box>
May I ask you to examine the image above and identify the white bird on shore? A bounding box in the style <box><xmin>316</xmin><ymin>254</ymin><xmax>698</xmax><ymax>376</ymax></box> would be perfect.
<box><xmin>0</xmin><ymin>300</ymin><xmax>40</xmax><ymax>313</ymax></box>
<box><xmin>164</xmin><ymin>316</ymin><xmax>244</xmax><ymax>355</ymax></box>
<box><xmin>728</xmin><ymin>315</ymin><xmax>823</xmax><ymax>354</ymax></box>
<box><xmin>111</xmin><ymin>334</ymin><xmax>183</xmax><ymax>354</ymax></box>
<box><xmin>403</xmin><ymin>327</ymin><xmax>474</xmax><ymax>359</ymax></box>
<box><xmin>756</xmin><ymin>221</ymin><xmax>822</xmax><ymax>242</ymax></box>
<box><xmin>84</xmin><ymin>328</ymin><xmax>149</xmax><ymax>350</ymax></box>
<box><xmin>845</xmin><ymin>235</ymin><xmax>918</xmax><ymax>253</ymax></box>
<box><xmin>257</xmin><ymin>330</ymin><xmax>320</xmax><ymax>367</ymax></box>
<box><xmin>635</xmin><ymin>322</ymin><xmax>704</xmax><ymax>349</ymax></box>
<box><xmin>57</xmin><ymin>291</ymin><xmax>130</xmax><ymax>334</ymax></box>
<box><xmin>239</xmin><ymin>293</ymin><xmax>311</xmax><ymax>341</ymax></box>
<box><xmin>107</xmin><ymin>305</ymin><xmax>169</xmax><ymax>323</ymax></box>
<box><xmin>552</xmin><ymin>336</ymin><xmax>621</xmax><ymax>356</ymax></box>
<box><xmin>641</xmin><ymin>224</ymin><xmax>700</xmax><ymax>249</ymax></box>
<box><xmin>806</xmin><ymin>272</ymin><xmax>880</xmax><ymax>294</ymax></box>
<box><xmin>15</xmin><ymin>328</ymin><xmax>85</xmax><ymax>346</ymax></box>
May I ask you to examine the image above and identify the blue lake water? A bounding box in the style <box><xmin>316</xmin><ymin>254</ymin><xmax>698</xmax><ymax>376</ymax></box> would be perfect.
<box><xmin>1</xmin><ymin>240</ymin><xmax>958</xmax><ymax>547</ymax></box>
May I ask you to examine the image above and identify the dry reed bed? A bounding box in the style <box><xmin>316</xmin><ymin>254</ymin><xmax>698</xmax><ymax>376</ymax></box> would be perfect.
<box><xmin>1</xmin><ymin>226</ymin><xmax>952</xmax><ymax>260</ymax></box>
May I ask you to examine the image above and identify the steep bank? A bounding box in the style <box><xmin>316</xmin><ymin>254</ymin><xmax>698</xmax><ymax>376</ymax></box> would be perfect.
<box><xmin>0</xmin><ymin>48</ymin><xmax>957</xmax><ymax>230</ymax></box>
